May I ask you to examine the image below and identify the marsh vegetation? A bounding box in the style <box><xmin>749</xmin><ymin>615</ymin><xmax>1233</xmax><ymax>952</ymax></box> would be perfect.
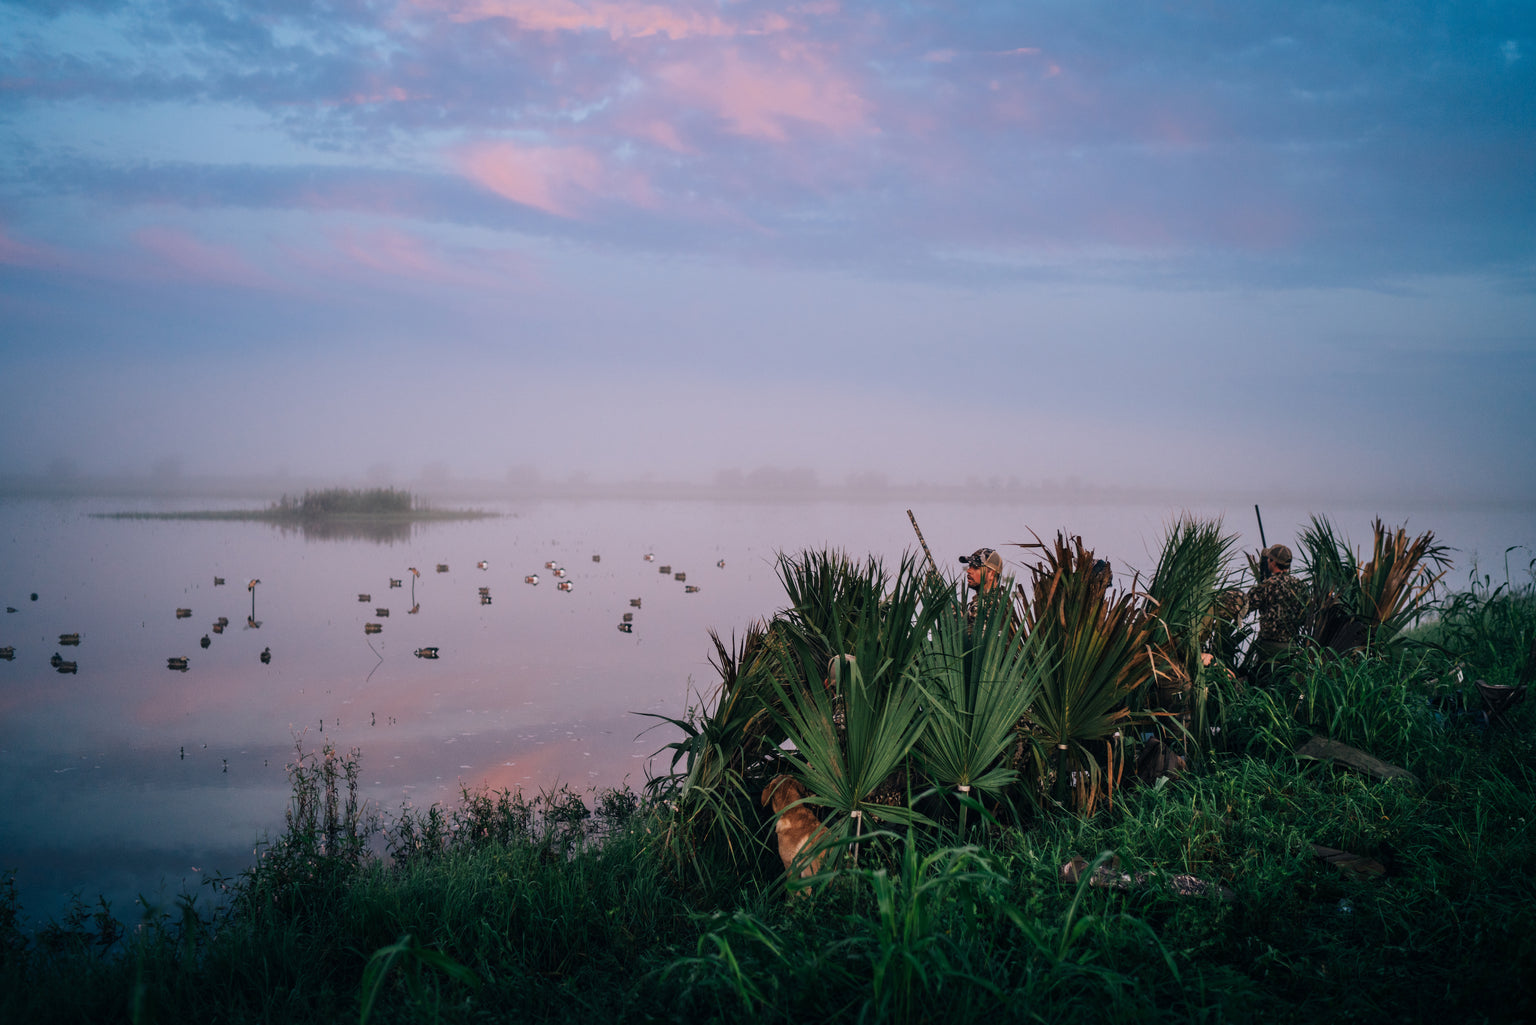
<box><xmin>4</xmin><ymin>517</ymin><xmax>1533</xmax><ymax>1023</ymax></box>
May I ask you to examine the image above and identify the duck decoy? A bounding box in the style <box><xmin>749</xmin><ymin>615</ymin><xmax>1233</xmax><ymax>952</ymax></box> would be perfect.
<box><xmin>622</xmin><ymin>612</ymin><xmax>633</xmax><ymax>623</ymax></box>
<box><xmin>476</xmin><ymin>561</ymin><xmax>488</xmax><ymax>570</ymax></box>
<box><xmin>674</xmin><ymin>572</ymin><xmax>686</xmax><ymax>582</ymax></box>
<box><xmin>0</xmin><ymin>646</ymin><xmax>13</xmax><ymax>661</ymax></box>
<box><xmin>216</xmin><ymin>617</ymin><xmax>229</xmax><ymax>628</ymax></box>
<box><xmin>685</xmin><ymin>585</ymin><xmax>701</xmax><ymax>594</ymax></box>
<box><xmin>358</xmin><ymin>593</ymin><xmax>372</xmax><ymax>602</ymax></box>
<box><xmin>389</xmin><ymin>578</ymin><xmax>402</xmax><ymax>588</ymax></box>
<box><xmin>58</xmin><ymin>633</ymin><xmax>80</xmax><ymax>645</ymax></box>
<box><xmin>629</xmin><ymin>598</ymin><xmax>642</xmax><ymax>608</ymax></box>
<box><xmin>247</xmin><ymin>616</ymin><xmax>261</xmax><ymax>629</ymax></box>
<box><xmin>553</xmin><ymin>568</ymin><xmax>566</xmax><ymax>578</ymax></box>
<box><xmin>545</xmin><ymin>560</ymin><xmax>558</xmax><ymax>570</ymax></box>
<box><xmin>592</xmin><ymin>554</ymin><xmax>601</xmax><ymax>562</ymax></box>
<box><xmin>556</xmin><ymin>580</ymin><xmax>574</xmax><ymax>592</ymax></box>
<box><xmin>617</xmin><ymin>622</ymin><xmax>632</xmax><ymax>633</ymax></box>
<box><xmin>5</xmin><ymin>607</ymin><xmax>14</xmax><ymax>613</ymax></box>
<box><xmin>176</xmin><ymin>608</ymin><xmax>192</xmax><ymax>619</ymax></box>
<box><xmin>214</xmin><ymin>577</ymin><xmax>225</xmax><ymax>586</ymax></box>
<box><xmin>477</xmin><ymin>587</ymin><xmax>490</xmax><ymax>596</ymax></box>
<box><xmin>480</xmin><ymin>594</ymin><xmax>493</xmax><ymax>605</ymax></box>
<box><xmin>436</xmin><ymin>564</ymin><xmax>448</xmax><ymax>573</ymax></box>
<box><xmin>200</xmin><ymin>634</ymin><xmax>211</xmax><ymax>649</ymax></box>
<box><xmin>414</xmin><ymin>646</ymin><xmax>440</xmax><ymax>659</ymax></box>
<box><xmin>658</xmin><ymin>565</ymin><xmax>671</xmax><ymax>574</ymax></box>
<box><xmin>408</xmin><ymin>604</ymin><xmax>420</xmax><ymax>614</ymax></box>
<box><xmin>212</xmin><ymin>623</ymin><xmax>224</xmax><ymax>634</ymax></box>
<box><xmin>166</xmin><ymin>656</ymin><xmax>189</xmax><ymax>672</ymax></box>
<box><xmin>717</xmin><ymin>560</ymin><xmax>726</xmax><ymax>569</ymax></box>
<box><xmin>260</xmin><ymin>647</ymin><xmax>271</xmax><ymax>664</ymax></box>
<box><xmin>524</xmin><ymin>575</ymin><xmax>540</xmax><ymax>585</ymax></box>
<box><xmin>50</xmin><ymin>652</ymin><xmax>63</xmax><ymax>667</ymax></box>
<box><xmin>375</xmin><ymin>608</ymin><xmax>390</xmax><ymax>617</ymax></box>
<box><xmin>364</xmin><ymin>623</ymin><xmax>382</xmax><ymax>634</ymax></box>
<box><xmin>56</xmin><ymin>660</ymin><xmax>78</xmax><ymax>674</ymax></box>
<box><xmin>644</xmin><ymin>553</ymin><xmax>655</xmax><ymax>562</ymax></box>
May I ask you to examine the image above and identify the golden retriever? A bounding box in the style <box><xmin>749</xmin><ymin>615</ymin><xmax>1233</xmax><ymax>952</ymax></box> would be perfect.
<box><xmin>761</xmin><ymin>775</ymin><xmax>828</xmax><ymax>880</ymax></box>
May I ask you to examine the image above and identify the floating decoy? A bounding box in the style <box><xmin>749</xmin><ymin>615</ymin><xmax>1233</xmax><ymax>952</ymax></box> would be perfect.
<box><xmin>408</xmin><ymin>567</ymin><xmax>420</xmax><ymax>577</ymax></box>
<box><xmin>408</xmin><ymin>604</ymin><xmax>420</xmax><ymax>615</ymax></box>
<box><xmin>480</xmin><ymin>594</ymin><xmax>493</xmax><ymax>605</ymax></box>
<box><xmin>50</xmin><ymin>652</ymin><xmax>63</xmax><ymax>667</ymax></box>
<box><xmin>31</xmin><ymin>593</ymin><xmax>38</xmax><ymax>601</ymax></box>
<box><xmin>58</xmin><ymin>633</ymin><xmax>80</xmax><ymax>645</ymax></box>
<box><xmin>436</xmin><ymin>564</ymin><xmax>448</xmax><ymax>573</ymax></box>
<box><xmin>717</xmin><ymin>560</ymin><xmax>726</xmax><ymax>569</ymax></box>
<box><xmin>364</xmin><ymin>623</ymin><xmax>382</xmax><ymax>634</ymax></box>
<box><xmin>553</xmin><ymin>568</ymin><xmax>566</xmax><ymax>578</ymax></box>
<box><xmin>674</xmin><ymin>572</ymin><xmax>686</xmax><ymax>582</ymax></box>
<box><xmin>376</xmin><ymin>608</ymin><xmax>390</xmax><ymax>617</ymax></box>
<box><xmin>358</xmin><ymin>593</ymin><xmax>372</xmax><ymax>602</ymax></box>
<box><xmin>414</xmin><ymin>647</ymin><xmax>440</xmax><ymax>659</ymax></box>
<box><xmin>477</xmin><ymin>561</ymin><xmax>488</xmax><ymax>570</ymax></box>
<box><xmin>629</xmin><ymin>598</ymin><xmax>642</xmax><ymax>608</ymax></box>
<box><xmin>477</xmin><ymin>587</ymin><xmax>490</xmax><ymax>596</ymax></box>
<box><xmin>56</xmin><ymin>660</ymin><xmax>78</xmax><ymax>674</ymax></box>
<box><xmin>214</xmin><ymin>577</ymin><xmax>225</xmax><ymax>586</ymax></box>
<box><xmin>389</xmin><ymin>578</ymin><xmax>402</xmax><ymax>588</ymax></box>
<box><xmin>166</xmin><ymin>656</ymin><xmax>189</xmax><ymax>672</ymax></box>
<box><xmin>659</xmin><ymin>565</ymin><xmax>671</xmax><ymax>574</ymax></box>
<box><xmin>685</xmin><ymin>585</ymin><xmax>701</xmax><ymax>593</ymax></box>
<box><xmin>545</xmin><ymin>561</ymin><xmax>558</xmax><ymax>569</ymax></box>
<box><xmin>247</xmin><ymin>616</ymin><xmax>261</xmax><ymax>629</ymax></box>
<box><xmin>176</xmin><ymin>608</ymin><xmax>192</xmax><ymax>619</ymax></box>
<box><xmin>248</xmin><ymin>579</ymin><xmax>260</xmax><ymax>591</ymax></box>
<box><xmin>592</xmin><ymin>554</ymin><xmax>601</xmax><ymax>562</ymax></box>
<box><xmin>200</xmin><ymin>634</ymin><xmax>211</xmax><ymax>649</ymax></box>
<box><xmin>644</xmin><ymin>553</ymin><xmax>655</xmax><ymax>562</ymax></box>
<box><xmin>5</xmin><ymin>607</ymin><xmax>14</xmax><ymax>613</ymax></box>
<box><xmin>524</xmin><ymin>575</ymin><xmax>540</xmax><ymax>585</ymax></box>
<box><xmin>212</xmin><ymin>623</ymin><xmax>224</xmax><ymax>635</ymax></box>
<box><xmin>260</xmin><ymin>646</ymin><xmax>271</xmax><ymax>664</ymax></box>
<box><xmin>557</xmin><ymin>580</ymin><xmax>574</xmax><ymax>592</ymax></box>
<box><xmin>0</xmin><ymin>646</ymin><xmax>13</xmax><ymax>660</ymax></box>
<box><xmin>617</xmin><ymin>622</ymin><xmax>632</xmax><ymax>633</ymax></box>
<box><xmin>622</xmin><ymin>612</ymin><xmax>633</xmax><ymax>623</ymax></box>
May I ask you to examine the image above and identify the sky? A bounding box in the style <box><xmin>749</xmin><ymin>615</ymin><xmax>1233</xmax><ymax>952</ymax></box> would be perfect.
<box><xmin>1</xmin><ymin>0</ymin><xmax>1533</xmax><ymax>500</ymax></box>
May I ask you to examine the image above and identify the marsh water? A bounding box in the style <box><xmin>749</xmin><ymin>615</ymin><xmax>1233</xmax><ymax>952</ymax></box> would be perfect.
<box><xmin>1</xmin><ymin>493</ymin><xmax>1529</xmax><ymax>925</ymax></box>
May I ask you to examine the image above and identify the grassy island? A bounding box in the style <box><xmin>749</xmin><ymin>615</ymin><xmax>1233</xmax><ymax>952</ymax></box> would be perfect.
<box><xmin>5</xmin><ymin>516</ymin><xmax>1533</xmax><ymax>1024</ymax></box>
<box><xmin>95</xmin><ymin>487</ymin><xmax>495</xmax><ymax>523</ymax></box>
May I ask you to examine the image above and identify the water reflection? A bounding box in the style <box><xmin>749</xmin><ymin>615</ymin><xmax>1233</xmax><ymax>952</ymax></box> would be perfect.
<box><xmin>269</xmin><ymin>518</ymin><xmax>417</xmax><ymax>544</ymax></box>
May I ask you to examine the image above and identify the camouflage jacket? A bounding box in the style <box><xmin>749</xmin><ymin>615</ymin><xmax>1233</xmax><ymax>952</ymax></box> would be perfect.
<box><xmin>1247</xmin><ymin>572</ymin><xmax>1309</xmax><ymax>647</ymax></box>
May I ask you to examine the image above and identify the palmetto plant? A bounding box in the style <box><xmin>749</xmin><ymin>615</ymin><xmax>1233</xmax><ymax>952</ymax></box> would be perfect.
<box><xmin>915</xmin><ymin>585</ymin><xmax>1047</xmax><ymax>829</ymax></box>
<box><xmin>1143</xmin><ymin>516</ymin><xmax>1244</xmax><ymax>754</ymax></box>
<box><xmin>764</xmin><ymin>551</ymin><xmax>944</xmax><ymax>862</ymax></box>
<box><xmin>1012</xmin><ymin>533</ymin><xmax>1158</xmax><ymax>814</ymax></box>
<box><xmin>1298</xmin><ymin>516</ymin><xmax>1452</xmax><ymax>652</ymax></box>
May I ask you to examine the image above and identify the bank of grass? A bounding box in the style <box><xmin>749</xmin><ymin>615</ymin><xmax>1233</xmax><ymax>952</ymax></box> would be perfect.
<box><xmin>5</xmin><ymin>610</ymin><xmax>1535</xmax><ymax>1022</ymax></box>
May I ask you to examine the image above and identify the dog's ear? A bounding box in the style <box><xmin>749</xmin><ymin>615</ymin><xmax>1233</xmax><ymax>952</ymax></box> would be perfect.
<box><xmin>761</xmin><ymin>775</ymin><xmax>784</xmax><ymax>808</ymax></box>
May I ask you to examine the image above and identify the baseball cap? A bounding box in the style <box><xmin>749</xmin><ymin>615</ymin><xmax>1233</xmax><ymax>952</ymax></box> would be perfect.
<box><xmin>960</xmin><ymin>548</ymin><xmax>1004</xmax><ymax>573</ymax></box>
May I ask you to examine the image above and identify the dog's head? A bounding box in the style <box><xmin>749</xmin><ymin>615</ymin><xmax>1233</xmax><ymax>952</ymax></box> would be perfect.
<box><xmin>761</xmin><ymin>774</ymin><xmax>808</xmax><ymax>813</ymax></box>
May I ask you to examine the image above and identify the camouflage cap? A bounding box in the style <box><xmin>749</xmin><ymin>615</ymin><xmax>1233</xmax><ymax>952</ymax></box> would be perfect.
<box><xmin>960</xmin><ymin>548</ymin><xmax>1004</xmax><ymax>573</ymax></box>
<box><xmin>1266</xmin><ymin>544</ymin><xmax>1293</xmax><ymax>570</ymax></box>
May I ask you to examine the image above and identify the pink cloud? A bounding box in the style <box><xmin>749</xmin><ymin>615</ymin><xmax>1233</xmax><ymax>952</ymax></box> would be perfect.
<box><xmin>278</xmin><ymin>224</ymin><xmax>537</xmax><ymax>292</ymax></box>
<box><xmin>655</xmin><ymin>45</ymin><xmax>869</xmax><ymax>141</ymax></box>
<box><xmin>459</xmin><ymin>141</ymin><xmax>656</xmax><ymax>217</ymax></box>
<box><xmin>0</xmin><ymin>223</ymin><xmax>63</xmax><ymax>267</ymax></box>
<box><xmin>415</xmin><ymin>0</ymin><xmax>739</xmax><ymax>41</ymax></box>
<box><xmin>132</xmin><ymin>226</ymin><xmax>277</xmax><ymax>289</ymax></box>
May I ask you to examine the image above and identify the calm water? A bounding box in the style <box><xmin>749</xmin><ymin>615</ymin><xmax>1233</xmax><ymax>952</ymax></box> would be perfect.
<box><xmin>1</xmin><ymin>493</ymin><xmax>1529</xmax><ymax>924</ymax></box>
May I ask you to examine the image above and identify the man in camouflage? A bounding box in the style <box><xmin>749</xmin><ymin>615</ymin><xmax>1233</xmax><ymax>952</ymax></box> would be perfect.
<box><xmin>1246</xmin><ymin>543</ymin><xmax>1308</xmax><ymax>680</ymax></box>
<box><xmin>961</xmin><ymin>547</ymin><xmax>1005</xmax><ymax>627</ymax></box>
